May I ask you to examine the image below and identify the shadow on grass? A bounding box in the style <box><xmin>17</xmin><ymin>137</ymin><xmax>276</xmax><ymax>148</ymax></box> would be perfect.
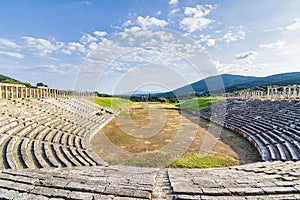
<box><xmin>177</xmin><ymin>109</ymin><xmax>261</xmax><ymax>164</ymax></box>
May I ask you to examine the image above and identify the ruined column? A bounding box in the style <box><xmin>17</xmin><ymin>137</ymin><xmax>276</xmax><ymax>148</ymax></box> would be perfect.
<box><xmin>5</xmin><ymin>86</ymin><xmax>8</xmax><ymax>99</ymax></box>
<box><xmin>288</xmin><ymin>87</ymin><xmax>292</xmax><ymax>99</ymax></box>
<box><xmin>0</xmin><ymin>85</ymin><xmax>2</xmax><ymax>99</ymax></box>
<box><xmin>292</xmin><ymin>85</ymin><xmax>297</xmax><ymax>98</ymax></box>
<box><xmin>267</xmin><ymin>87</ymin><xmax>270</xmax><ymax>97</ymax></box>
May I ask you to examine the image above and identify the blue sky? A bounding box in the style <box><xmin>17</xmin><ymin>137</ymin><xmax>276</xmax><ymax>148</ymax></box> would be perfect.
<box><xmin>0</xmin><ymin>0</ymin><xmax>300</xmax><ymax>93</ymax></box>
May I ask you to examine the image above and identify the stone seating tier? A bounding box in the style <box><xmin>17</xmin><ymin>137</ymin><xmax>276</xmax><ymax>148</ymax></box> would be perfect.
<box><xmin>0</xmin><ymin>98</ymin><xmax>113</xmax><ymax>170</ymax></box>
<box><xmin>200</xmin><ymin>99</ymin><xmax>300</xmax><ymax>162</ymax></box>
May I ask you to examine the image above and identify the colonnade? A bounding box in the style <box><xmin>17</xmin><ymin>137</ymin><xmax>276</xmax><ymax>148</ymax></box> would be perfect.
<box><xmin>267</xmin><ymin>85</ymin><xmax>300</xmax><ymax>99</ymax></box>
<box><xmin>231</xmin><ymin>85</ymin><xmax>300</xmax><ymax>100</ymax></box>
<box><xmin>0</xmin><ymin>83</ymin><xmax>95</xmax><ymax>99</ymax></box>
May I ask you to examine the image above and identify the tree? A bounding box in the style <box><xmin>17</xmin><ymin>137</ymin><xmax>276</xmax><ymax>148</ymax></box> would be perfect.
<box><xmin>23</xmin><ymin>82</ymin><xmax>32</xmax><ymax>88</ymax></box>
<box><xmin>36</xmin><ymin>83</ymin><xmax>48</xmax><ymax>87</ymax></box>
<box><xmin>1</xmin><ymin>79</ymin><xmax>15</xmax><ymax>84</ymax></box>
<box><xmin>157</xmin><ymin>97</ymin><xmax>167</xmax><ymax>104</ymax></box>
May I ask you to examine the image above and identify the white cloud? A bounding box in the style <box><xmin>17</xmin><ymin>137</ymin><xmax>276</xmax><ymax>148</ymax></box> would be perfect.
<box><xmin>94</xmin><ymin>31</ymin><xmax>107</xmax><ymax>37</ymax></box>
<box><xmin>169</xmin><ymin>0</ymin><xmax>178</xmax><ymax>5</ymax></box>
<box><xmin>199</xmin><ymin>34</ymin><xmax>216</xmax><ymax>47</ymax></box>
<box><xmin>0</xmin><ymin>38</ymin><xmax>21</xmax><ymax>49</ymax></box>
<box><xmin>136</xmin><ymin>16</ymin><xmax>168</xmax><ymax>29</ymax></box>
<box><xmin>223</xmin><ymin>30</ymin><xmax>246</xmax><ymax>43</ymax></box>
<box><xmin>155</xmin><ymin>11</ymin><xmax>162</xmax><ymax>16</ymax></box>
<box><xmin>22</xmin><ymin>36</ymin><xmax>64</xmax><ymax>57</ymax></box>
<box><xmin>124</xmin><ymin>26</ymin><xmax>142</xmax><ymax>34</ymax></box>
<box><xmin>259</xmin><ymin>41</ymin><xmax>286</xmax><ymax>50</ymax></box>
<box><xmin>284</xmin><ymin>18</ymin><xmax>300</xmax><ymax>31</ymax></box>
<box><xmin>88</xmin><ymin>42</ymin><xmax>98</xmax><ymax>51</ymax></box>
<box><xmin>180</xmin><ymin>5</ymin><xmax>215</xmax><ymax>32</ymax></box>
<box><xmin>32</xmin><ymin>63</ymin><xmax>79</xmax><ymax>75</ymax></box>
<box><xmin>78</xmin><ymin>1</ymin><xmax>92</xmax><ymax>6</ymax></box>
<box><xmin>0</xmin><ymin>50</ymin><xmax>24</xmax><ymax>59</ymax></box>
<box><xmin>169</xmin><ymin>8</ymin><xmax>180</xmax><ymax>16</ymax></box>
<box><xmin>80</xmin><ymin>33</ymin><xmax>98</xmax><ymax>45</ymax></box>
<box><xmin>235</xmin><ymin>51</ymin><xmax>257</xmax><ymax>60</ymax></box>
<box><xmin>61</xmin><ymin>42</ymin><xmax>86</xmax><ymax>55</ymax></box>
<box><xmin>122</xmin><ymin>20</ymin><xmax>133</xmax><ymax>27</ymax></box>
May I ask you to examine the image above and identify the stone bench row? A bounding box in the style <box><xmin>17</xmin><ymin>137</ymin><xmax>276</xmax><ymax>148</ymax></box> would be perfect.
<box><xmin>200</xmin><ymin>99</ymin><xmax>300</xmax><ymax>162</ymax></box>
<box><xmin>0</xmin><ymin>98</ymin><xmax>113</xmax><ymax>170</ymax></box>
<box><xmin>0</xmin><ymin>165</ymin><xmax>158</xmax><ymax>199</ymax></box>
<box><xmin>0</xmin><ymin>160</ymin><xmax>299</xmax><ymax>199</ymax></box>
<box><xmin>1</xmin><ymin>134</ymin><xmax>104</xmax><ymax>170</ymax></box>
<box><xmin>169</xmin><ymin>161</ymin><xmax>300</xmax><ymax>199</ymax></box>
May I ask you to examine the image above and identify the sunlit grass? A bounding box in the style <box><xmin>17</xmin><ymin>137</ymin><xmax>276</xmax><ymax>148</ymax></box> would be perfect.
<box><xmin>175</xmin><ymin>97</ymin><xmax>224</xmax><ymax>110</ymax></box>
<box><xmin>89</xmin><ymin>97</ymin><xmax>131</xmax><ymax>110</ymax></box>
<box><xmin>169</xmin><ymin>152</ymin><xmax>239</xmax><ymax>168</ymax></box>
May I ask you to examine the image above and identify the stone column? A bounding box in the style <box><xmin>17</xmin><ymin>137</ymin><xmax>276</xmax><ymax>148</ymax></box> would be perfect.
<box><xmin>5</xmin><ymin>86</ymin><xmax>8</xmax><ymax>99</ymax></box>
<box><xmin>20</xmin><ymin>87</ymin><xmax>23</xmax><ymax>98</ymax></box>
<box><xmin>10</xmin><ymin>86</ymin><xmax>13</xmax><ymax>99</ymax></box>
<box><xmin>0</xmin><ymin>85</ymin><xmax>2</xmax><ymax>99</ymax></box>
<box><xmin>292</xmin><ymin>85</ymin><xmax>297</xmax><ymax>98</ymax></box>
<box><xmin>16</xmin><ymin>86</ymin><xmax>19</xmax><ymax>98</ymax></box>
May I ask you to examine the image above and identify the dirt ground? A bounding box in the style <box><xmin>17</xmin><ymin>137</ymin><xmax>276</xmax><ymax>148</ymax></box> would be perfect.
<box><xmin>91</xmin><ymin>102</ymin><xmax>260</xmax><ymax>167</ymax></box>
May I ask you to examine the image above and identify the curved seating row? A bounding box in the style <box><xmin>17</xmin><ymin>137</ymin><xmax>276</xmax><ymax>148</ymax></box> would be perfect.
<box><xmin>0</xmin><ymin>161</ymin><xmax>299</xmax><ymax>199</ymax></box>
<box><xmin>200</xmin><ymin>99</ymin><xmax>300</xmax><ymax>162</ymax></box>
<box><xmin>0</xmin><ymin>98</ymin><xmax>114</xmax><ymax>170</ymax></box>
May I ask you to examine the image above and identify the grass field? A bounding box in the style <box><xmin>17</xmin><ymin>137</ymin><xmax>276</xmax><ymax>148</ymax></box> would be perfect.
<box><xmin>175</xmin><ymin>97</ymin><xmax>224</xmax><ymax>110</ymax></box>
<box><xmin>91</xmin><ymin>101</ymin><xmax>260</xmax><ymax>168</ymax></box>
<box><xmin>89</xmin><ymin>97</ymin><xmax>131</xmax><ymax>110</ymax></box>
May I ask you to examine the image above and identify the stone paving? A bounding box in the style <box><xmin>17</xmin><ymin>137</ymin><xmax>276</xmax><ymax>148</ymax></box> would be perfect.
<box><xmin>0</xmin><ymin>161</ymin><xmax>299</xmax><ymax>199</ymax></box>
<box><xmin>169</xmin><ymin>161</ymin><xmax>300</xmax><ymax>199</ymax></box>
<box><xmin>0</xmin><ymin>165</ymin><xmax>159</xmax><ymax>200</ymax></box>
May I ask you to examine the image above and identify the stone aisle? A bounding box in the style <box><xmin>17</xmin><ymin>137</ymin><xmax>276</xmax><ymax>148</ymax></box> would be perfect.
<box><xmin>152</xmin><ymin>169</ymin><xmax>173</xmax><ymax>199</ymax></box>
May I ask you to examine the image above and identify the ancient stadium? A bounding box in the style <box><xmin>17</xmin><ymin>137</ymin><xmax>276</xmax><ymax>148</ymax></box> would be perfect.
<box><xmin>0</xmin><ymin>82</ymin><xmax>299</xmax><ymax>200</ymax></box>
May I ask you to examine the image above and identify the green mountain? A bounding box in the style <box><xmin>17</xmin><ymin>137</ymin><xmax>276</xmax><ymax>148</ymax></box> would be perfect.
<box><xmin>0</xmin><ymin>74</ymin><xmax>18</xmax><ymax>82</ymax></box>
<box><xmin>153</xmin><ymin>72</ymin><xmax>300</xmax><ymax>98</ymax></box>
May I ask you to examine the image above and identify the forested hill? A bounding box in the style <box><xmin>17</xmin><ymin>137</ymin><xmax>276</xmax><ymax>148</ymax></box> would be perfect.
<box><xmin>154</xmin><ymin>72</ymin><xmax>300</xmax><ymax>97</ymax></box>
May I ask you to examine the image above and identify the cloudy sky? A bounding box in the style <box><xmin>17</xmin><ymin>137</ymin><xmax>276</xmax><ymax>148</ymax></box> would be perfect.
<box><xmin>0</xmin><ymin>0</ymin><xmax>300</xmax><ymax>93</ymax></box>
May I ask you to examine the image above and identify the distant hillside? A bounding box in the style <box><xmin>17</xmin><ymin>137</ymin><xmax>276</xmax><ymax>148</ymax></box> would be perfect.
<box><xmin>0</xmin><ymin>74</ymin><xmax>19</xmax><ymax>83</ymax></box>
<box><xmin>154</xmin><ymin>72</ymin><xmax>300</xmax><ymax>98</ymax></box>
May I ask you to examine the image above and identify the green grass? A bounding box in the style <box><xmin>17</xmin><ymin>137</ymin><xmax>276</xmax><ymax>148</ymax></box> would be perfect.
<box><xmin>175</xmin><ymin>97</ymin><xmax>224</xmax><ymax>110</ymax></box>
<box><xmin>104</xmin><ymin>152</ymin><xmax>175</xmax><ymax>168</ymax></box>
<box><xmin>89</xmin><ymin>97</ymin><xmax>131</xmax><ymax>111</ymax></box>
<box><xmin>104</xmin><ymin>151</ymin><xmax>239</xmax><ymax>168</ymax></box>
<box><xmin>168</xmin><ymin>152</ymin><xmax>239</xmax><ymax>168</ymax></box>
